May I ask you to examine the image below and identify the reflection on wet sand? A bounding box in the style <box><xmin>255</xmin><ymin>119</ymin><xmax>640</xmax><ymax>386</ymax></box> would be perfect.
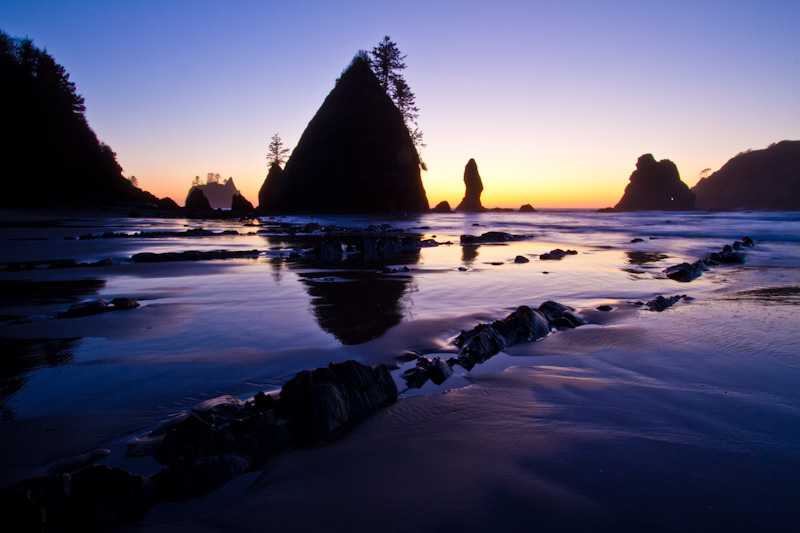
<box><xmin>625</xmin><ymin>251</ymin><xmax>669</xmax><ymax>265</ymax></box>
<box><xmin>0</xmin><ymin>337</ymin><xmax>80</xmax><ymax>420</ymax></box>
<box><xmin>461</xmin><ymin>245</ymin><xmax>479</xmax><ymax>266</ymax></box>
<box><xmin>299</xmin><ymin>272</ymin><xmax>416</xmax><ymax>345</ymax></box>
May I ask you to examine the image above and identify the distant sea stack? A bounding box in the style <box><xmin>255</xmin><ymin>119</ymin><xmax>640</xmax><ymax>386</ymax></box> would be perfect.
<box><xmin>692</xmin><ymin>141</ymin><xmax>800</xmax><ymax>210</ymax></box>
<box><xmin>455</xmin><ymin>159</ymin><xmax>487</xmax><ymax>212</ymax></box>
<box><xmin>614</xmin><ymin>154</ymin><xmax>695</xmax><ymax>211</ymax></box>
<box><xmin>264</xmin><ymin>54</ymin><xmax>428</xmax><ymax>213</ymax></box>
<box><xmin>185</xmin><ymin>187</ymin><xmax>212</xmax><ymax>210</ymax></box>
<box><xmin>187</xmin><ymin>178</ymin><xmax>240</xmax><ymax>209</ymax></box>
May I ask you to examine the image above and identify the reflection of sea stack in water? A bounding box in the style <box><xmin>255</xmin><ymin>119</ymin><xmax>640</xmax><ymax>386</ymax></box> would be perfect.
<box><xmin>264</xmin><ymin>55</ymin><xmax>428</xmax><ymax>213</ymax></box>
<box><xmin>456</xmin><ymin>159</ymin><xmax>487</xmax><ymax>212</ymax></box>
<box><xmin>614</xmin><ymin>154</ymin><xmax>695</xmax><ymax>211</ymax></box>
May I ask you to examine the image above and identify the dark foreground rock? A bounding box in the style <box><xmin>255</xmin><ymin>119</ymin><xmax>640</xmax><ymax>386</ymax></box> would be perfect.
<box><xmin>58</xmin><ymin>298</ymin><xmax>139</xmax><ymax>318</ymax></box>
<box><xmin>663</xmin><ymin>237</ymin><xmax>754</xmax><ymax>282</ymax></box>
<box><xmin>131</xmin><ymin>250</ymin><xmax>260</xmax><ymax>263</ymax></box>
<box><xmin>519</xmin><ymin>203</ymin><xmax>536</xmax><ymax>212</ymax></box>
<box><xmin>401</xmin><ymin>301</ymin><xmax>585</xmax><ymax>389</ymax></box>
<box><xmin>0</xmin><ymin>360</ymin><xmax>396</xmax><ymax>530</ymax></box>
<box><xmin>431</xmin><ymin>201</ymin><xmax>452</xmax><ymax>213</ymax></box>
<box><xmin>460</xmin><ymin>231</ymin><xmax>526</xmax><ymax>244</ymax></box>
<box><xmin>644</xmin><ymin>294</ymin><xmax>690</xmax><ymax>312</ymax></box>
<box><xmin>185</xmin><ymin>187</ymin><xmax>212</xmax><ymax>211</ymax></box>
<box><xmin>614</xmin><ymin>153</ymin><xmax>695</xmax><ymax>211</ymax></box>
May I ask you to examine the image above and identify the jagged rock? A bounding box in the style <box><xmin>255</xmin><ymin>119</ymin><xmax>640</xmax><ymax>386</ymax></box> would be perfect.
<box><xmin>519</xmin><ymin>203</ymin><xmax>536</xmax><ymax>212</ymax></box>
<box><xmin>428</xmin><ymin>357</ymin><xmax>453</xmax><ymax>385</ymax></box>
<box><xmin>692</xmin><ymin>141</ymin><xmax>800</xmax><ymax>210</ymax></box>
<box><xmin>539</xmin><ymin>249</ymin><xmax>578</xmax><ymax>260</ymax></box>
<box><xmin>231</xmin><ymin>192</ymin><xmax>254</xmax><ymax>212</ymax></box>
<box><xmin>257</xmin><ymin>163</ymin><xmax>285</xmax><ymax>211</ymax></box>
<box><xmin>646</xmin><ymin>294</ymin><xmax>686</xmax><ymax>312</ymax></box>
<box><xmin>432</xmin><ymin>200</ymin><xmax>452</xmax><ymax>213</ymax></box>
<box><xmin>264</xmin><ymin>55</ymin><xmax>428</xmax><ymax>212</ymax></box>
<box><xmin>614</xmin><ymin>154</ymin><xmax>695</xmax><ymax>211</ymax></box>
<box><xmin>188</xmin><ymin>178</ymin><xmax>240</xmax><ymax>209</ymax></box>
<box><xmin>455</xmin><ymin>159</ymin><xmax>486</xmax><ymax>212</ymax></box>
<box><xmin>664</xmin><ymin>261</ymin><xmax>707</xmax><ymax>282</ymax></box>
<box><xmin>185</xmin><ymin>187</ymin><xmax>212</xmax><ymax>210</ymax></box>
<box><xmin>663</xmin><ymin>237</ymin><xmax>754</xmax><ymax>282</ymax></box>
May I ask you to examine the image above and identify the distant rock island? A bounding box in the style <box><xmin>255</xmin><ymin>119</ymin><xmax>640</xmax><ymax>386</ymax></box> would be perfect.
<box><xmin>0</xmin><ymin>30</ymin><xmax>170</xmax><ymax>209</ymax></box>
<box><xmin>187</xmin><ymin>178</ymin><xmax>240</xmax><ymax>209</ymax></box>
<box><xmin>455</xmin><ymin>159</ymin><xmax>486</xmax><ymax>212</ymax></box>
<box><xmin>258</xmin><ymin>54</ymin><xmax>428</xmax><ymax>213</ymax></box>
<box><xmin>614</xmin><ymin>154</ymin><xmax>695</xmax><ymax>211</ymax></box>
<box><xmin>692</xmin><ymin>141</ymin><xmax>800</xmax><ymax>210</ymax></box>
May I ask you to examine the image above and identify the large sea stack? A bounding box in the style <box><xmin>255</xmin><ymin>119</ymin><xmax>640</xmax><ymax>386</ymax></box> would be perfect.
<box><xmin>187</xmin><ymin>178</ymin><xmax>240</xmax><ymax>209</ymax></box>
<box><xmin>257</xmin><ymin>163</ymin><xmax>285</xmax><ymax>211</ymax></box>
<box><xmin>692</xmin><ymin>141</ymin><xmax>800</xmax><ymax>210</ymax></box>
<box><xmin>614</xmin><ymin>154</ymin><xmax>695</xmax><ymax>211</ymax></box>
<box><xmin>455</xmin><ymin>159</ymin><xmax>487</xmax><ymax>212</ymax></box>
<box><xmin>264</xmin><ymin>55</ymin><xmax>428</xmax><ymax>213</ymax></box>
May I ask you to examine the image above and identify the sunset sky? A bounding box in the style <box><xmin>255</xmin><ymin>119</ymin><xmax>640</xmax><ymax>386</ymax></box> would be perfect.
<box><xmin>2</xmin><ymin>1</ymin><xmax>798</xmax><ymax>208</ymax></box>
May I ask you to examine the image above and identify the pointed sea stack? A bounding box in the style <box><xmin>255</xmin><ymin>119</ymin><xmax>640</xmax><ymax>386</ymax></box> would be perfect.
<box><xmin>185</xmin><ymin>187</ymin><xmax>212</xmax><ymax>210</ymax></box>
<box><xmin>258</xmin><ymin>163</ymin><xmax>285</xmax><ymax>211</ymax></box>
<box><xmin>455</xmin><ymin>159</ymin><xmax>486</xmax><ymax>212</ymax></box>
<box><xmin>265</xmin><ymin>55</ymin><xmax>428</xmax><ymax>213</ymax></box>
<box><xmin>614</xmin><ymin>154</ymin><xmax>695</xmax><ymax>211</ymax></box>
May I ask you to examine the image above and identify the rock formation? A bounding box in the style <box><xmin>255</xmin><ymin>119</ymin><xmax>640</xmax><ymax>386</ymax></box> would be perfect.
<box><xmin>432</xmin><ymin>201</ymin><xmax>452</xmax><ymax>213</ymax></box>
<box><xmin>257</xmin><ymin>163</ymin><xmax>285</xmax><ymax>211</ymax></box>
<box><xmin>231</xmin><ymin>192</ymin><xmax>254</xmax><ymax>212</ymax></box>
<box><xmin>455</xmin><ymin>159</ymin><xmax>486</xmax><ymax>212</ymax></box>
<box><xmin>519</xmin><ymin>203</ymin><xmax>536</xmax><ymax>212</ymax></box>
<box><xmin>185</xmin><ymin>187</ymin><xmax>212</xmax><ymax>210</ymax></box>
<box><xmin>614</xmin><ymin>154</ymin><xmax>695</xmax><ymax>211</ymax></box>
<box><xmin>263</xmin><ymin>55</ymin><xmax>428</xmax><ymax>213</ymax></box>
<box><xmin>187</xmin><ymin>178</ymin><xmax>239</xmax><ymax>209</ymax></box>
<box><xmin>691</xmin><ymin>141</ymin><xmax>800</xmax><ymax>210</ymax></box>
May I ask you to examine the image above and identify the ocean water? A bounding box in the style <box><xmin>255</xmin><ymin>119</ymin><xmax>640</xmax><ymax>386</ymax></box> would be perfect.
<box><xmin>1</xmin><ymin>209</ymin><xmax>800</xmax><ymax>530</ymax></box>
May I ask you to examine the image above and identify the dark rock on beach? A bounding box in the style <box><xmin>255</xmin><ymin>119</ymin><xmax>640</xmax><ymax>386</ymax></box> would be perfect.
<box><xmin>663</xmin><ymin>237</ymin><xmax>754</xmax><ymax>282</ymax></box>
<box><xmin>58</xmin><ymin>297</ymin><xmax>140</xmax><ymax>318</ymax></box>
<box><xmin>460</xmin><ymin>231</ymin><xmax>524</xmax><ymax>245</ymax></box>
<box><xmin>455</xmin><ymin>159</ymin><xmax>487</xmax><ymax>212</ymax></box>
<box><xmin>539</xmin><ymin>248</ymin><xmax>578</xmax><ymax>260</ymax></box>
<box><xmin>261</xmin><ymin>55</ymin><xmax>428</xmax><ymax>213</ymax></box>
<box><xmin>131</xmin><ymin>250</ymin><xmax>260</xmax><ymax>263</ymax></box>
<box><xmin>614</xmin><ymin>154</ymin><xmax>696</xmax><ymax>211</ymax></box>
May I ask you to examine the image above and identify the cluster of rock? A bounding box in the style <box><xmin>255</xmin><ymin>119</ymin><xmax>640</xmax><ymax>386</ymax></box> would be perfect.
<box><xmin>186</xmin><ymin>178</ymin><xmax>241</xmax><ymax>210</ymax></box>
<box><xmin>73</xmin><ymin>227</ymin><xmax>236</xmax><ymax>240</ymax></box>
<box><xmin>131</xmin><ymin>250</ymin><xmax>260</xmax><ymax>263</ymax></box>
<box><xmin>539</xmin><ymin>248</ymin><xmax>578</xmax><ymax>260</ymax></box>
<box><xmin>663</xmin><ymin>237</ymin><xmax>754</xmax><ymax>282</ymax></box>
<box><xmin>58</xmin><ymin>298</ymin><xmax>139</xmax><ymax>318</ymax></box>
<box><xmin>642</xmin><ymin>294</ymin><xmax>690</xmax><ymax>312</ymax></box>
<box><xmin>401</xmin><ymin>302</ymin><xmax>584</xmax><ymax>389</ymax></box>
<box><xmin>302</xmin><ymin>235</ymin><xmax>437</xmax><ymax>263</ymax></box>
<box><xmin>460</xmin><ymin>231</ymin><xmax>526</xmax><ymax>245</ymax></box>
<box><xmin>0</xmin><ymin>360</ymin><xmax>397</xmax><ymax>531</ymax></box>
<box><xmin>614</xmin><ymin>154</ymin><xmax>696</xmax><ymax>211</ymax></box>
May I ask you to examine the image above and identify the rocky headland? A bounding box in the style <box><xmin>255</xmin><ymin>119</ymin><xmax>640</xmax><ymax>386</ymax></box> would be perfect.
<box><xmin>614</xmin><ymin>154</ymin><xmax>695</xmax><ymax>211</ymax></box>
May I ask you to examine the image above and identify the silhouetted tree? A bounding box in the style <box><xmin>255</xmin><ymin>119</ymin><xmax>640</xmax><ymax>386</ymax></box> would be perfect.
<box><xmin>192</xmin><ymin>175</ymin><xmax>202</xmax><ymax>187</ymax></box>
<box><xmin>128</xmin><ymin>175</ymin><xmax>138</xmax><ymax>187</ymax></box>
<box><xmin>369</xmin><ymin>36</ymin><xmax>425</xmax><ymax>167</ymax></box>
<box><xmin>266</xmin><ymin>133</ymin><xmax>290</xmax><ymax>167</ymax></box>
<box><xmin>699</xmin><ymin>168</ymin><xmax>712</xmax><ymax>180</ymax></box>
<box><xmin>206</xmin><ymin>172</ymin><xmax>221</xmax><ymax>184</ymax></box>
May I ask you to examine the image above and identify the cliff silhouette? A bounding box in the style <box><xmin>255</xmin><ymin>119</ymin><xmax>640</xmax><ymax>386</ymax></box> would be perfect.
<box><xmin>262</xmin><ymin>54</ymin><xmax>428</xmax><ymax>213</ymax></box>
<box><xmin>692</xmin><ymin>141</ymin><xmax>800</xmax><ymax>210</ymax></box>
<box><xmin>0</xmin><ymin>30</ymin><xmax>165</xmax><ymax>208</ymax></box>
<box><xmin>614</xmin><ymin>154</ymin><xmax>695</xmax><ymax>211</ymax></box>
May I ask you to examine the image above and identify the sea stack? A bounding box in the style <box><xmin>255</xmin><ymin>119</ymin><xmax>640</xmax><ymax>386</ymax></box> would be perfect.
<box><xmin>614</xmin><ymin>154</ymin><xmax>695</xmax><ymax>211</ymax></box>
<box><xmin>185</xmin><ymin>187</ymin><xmax>212</xmax><ymax>210</ymax></box>
<box><xmin>263</xmin><ymin>54</ymin><xmax>428</xmax><ymax>213</ymax></box>
<box><xmin>257</xmin><ymin>163</ymin><xmax>285</xmax><ymax>211</ymax></box>
<box><xmin>456</xmin><ymin>159</ymin><xmax>487</xmax><ymax>212</ymax></box>
<box><xmin>691</xmin><ymin>140</ymin><xmax>800</xmax><ymax>210</ymax></box>
<box><xmin>187</xmin><ymin>178</ymin><xmax>240</xmax><ymax>209</ymax></box>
